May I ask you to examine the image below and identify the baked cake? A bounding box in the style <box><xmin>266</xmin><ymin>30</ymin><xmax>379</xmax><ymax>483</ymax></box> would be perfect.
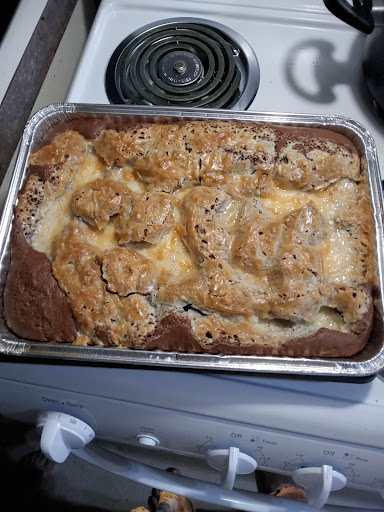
<box><xmin>3</xmin><ymin>119</ymin><xmax>374</xmax><ymax>356</ymax></box>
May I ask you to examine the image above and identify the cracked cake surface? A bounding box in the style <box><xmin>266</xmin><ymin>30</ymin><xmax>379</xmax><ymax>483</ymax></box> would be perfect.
<box><xmin>3</xmin><ymin>119</ymin><xmax>375</xmax><ymax>356</ymax></box>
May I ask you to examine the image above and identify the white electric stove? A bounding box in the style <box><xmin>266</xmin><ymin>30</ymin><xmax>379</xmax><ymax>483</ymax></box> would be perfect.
<box><xmin>2</xmin><ymin>1</ymin><xmax>384</xmax><ymax>511</ymax></box>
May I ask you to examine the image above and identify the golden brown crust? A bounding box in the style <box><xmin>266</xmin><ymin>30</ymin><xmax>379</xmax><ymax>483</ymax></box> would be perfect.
<box><xmin>134</xmin><ymin>147</ymin><xmax>200</xmax><ymax>193</ymax></box>
<box><xmin>102</xmin><ymin>247</ymin><xmax>156</xmax><ymax>296</ymax></box>
<box><xmin>117</xmin><ymin>192</ymin><xmax>176</xmax><ymax>244</ymax></box>
<box><xmin>275</xmin><ymin>126</ymin><xmax>360</xmax><ymax>191</ymax></box>
<box><xmin>266</xmin><ymin>203</ymin><xmax>327</xmax><ymax>321</ymax></box>
<box><xmin>16</xmin><ymin>131</ymin><xmax>88</xmax><ymax>240</ymax></box>
<box><xmin>72</xmin><ymin>178</ymin><xmax>133</xmax><ymax>230</ymax></box>
<box><xmin>232</xmin><ymin>199</ymin><xmax>278</xmax><ymax>272</ymax></box>
<box><xmin>158</xmin><ymin>258</ymin><xmax>271</xmax><ymax>317</ymax></box>
<box><xmin>5</xmin><ymin>120</ymin><xmax>375</xmax><ymax>357</ymax></box>
<box><xmin>181</xmin><ymin>187</ymin><xmax>233</xmax><ymax>263</ymax></box>
<box><xmin>93</xmin><ymin>127</ymin><xmax>155</xmax><ymax>166</ymax></box>
<box><xmin>52</xmin><ymin>220</ymin><xmax>156</xmax><ymax>346</ymax></box>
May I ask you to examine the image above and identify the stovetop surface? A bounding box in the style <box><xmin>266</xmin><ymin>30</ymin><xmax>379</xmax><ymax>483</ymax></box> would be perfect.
<box><xmin>68</xmin><ymin>0</ymin><xmax>384</xmax><ymax>172</ymax></box>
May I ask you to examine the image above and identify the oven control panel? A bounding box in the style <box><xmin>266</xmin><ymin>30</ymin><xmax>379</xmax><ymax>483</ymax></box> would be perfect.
<box><xmin>167</xmin><ymin>418</ymin><xmax>384</xmax><ymax>493</ymax></box>
<box><xmin>1</xmin><ymin>379</ymin><xmax>384</xmax><ymax>493</ymax></box>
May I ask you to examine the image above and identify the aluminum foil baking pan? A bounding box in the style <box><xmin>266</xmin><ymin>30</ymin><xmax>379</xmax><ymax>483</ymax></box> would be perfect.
<box><xmin>0</xmin><ymin>103</ymin><xmax>383</xmax><ymax>378</ymax></box>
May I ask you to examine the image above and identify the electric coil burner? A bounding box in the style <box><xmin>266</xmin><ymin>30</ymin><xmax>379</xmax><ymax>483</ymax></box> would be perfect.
<box><xmin>106</xmin><ymin>18</ymin><xmax>260</xmax><ymax>109</ymax></box>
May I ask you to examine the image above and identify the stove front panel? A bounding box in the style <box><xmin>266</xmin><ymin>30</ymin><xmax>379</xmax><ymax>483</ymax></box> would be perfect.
<box><xmin>2</xmin><ymin>375</ymin><xmax>384</xmax><ymax>492</ymax></box>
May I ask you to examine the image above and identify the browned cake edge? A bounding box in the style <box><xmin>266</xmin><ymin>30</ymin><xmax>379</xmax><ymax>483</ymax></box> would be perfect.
<box><xmin>141</xmin><ymin>309</ymin><xmax>373</xmax><ymax>357</ymax></box>
<box><xmin>3</xmin><ymin>217</ymin><xmax>76</xmax><ymax>342</ymax></box>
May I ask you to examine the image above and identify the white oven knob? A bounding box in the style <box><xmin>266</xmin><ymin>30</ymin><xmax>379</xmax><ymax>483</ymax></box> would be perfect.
<box><xmin>293</xmin><ymin>465</ymin><xmax>347</xmax><ymax>508</ymax></box>
<box><xmin>206</xmin><ymin>447</ymin><xmax>257</xmax><ymax>490</ymax></box>
<box><xmin>137</xmin><ymin>434</ymin><xmax>159</xmax><ymax>447</ymax></box>
<box><xmin>37</xmin><ymin>411</ymin><xmax>95</xmax><ymax>463</ymax></box>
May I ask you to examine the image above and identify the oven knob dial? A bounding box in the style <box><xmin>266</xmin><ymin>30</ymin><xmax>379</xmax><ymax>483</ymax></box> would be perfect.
<box><xmin>37</xmin><ymin>411</ymin><xmax>95</xmax><ymax>463</ymax></box>
<box><xmin>137</xmin><ymin>434</ymin><xmax>159</xmax><ymax>447</ymax></box>
<box><xmin>293</xmin><ymin>465</ymin><xmax>347</xmax><ymax>508</ymax></box>
<box><xmin>206</xmin><ymin>447</ymin><xmax>257</xmax><ymax>490</ymax></box>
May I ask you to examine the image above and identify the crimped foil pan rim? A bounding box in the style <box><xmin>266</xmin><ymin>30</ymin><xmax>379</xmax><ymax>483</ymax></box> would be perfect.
<box><xmin>0</xmin><ymin>103</ymin><xmax>383</xmax><ymax>377</ymax></box>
